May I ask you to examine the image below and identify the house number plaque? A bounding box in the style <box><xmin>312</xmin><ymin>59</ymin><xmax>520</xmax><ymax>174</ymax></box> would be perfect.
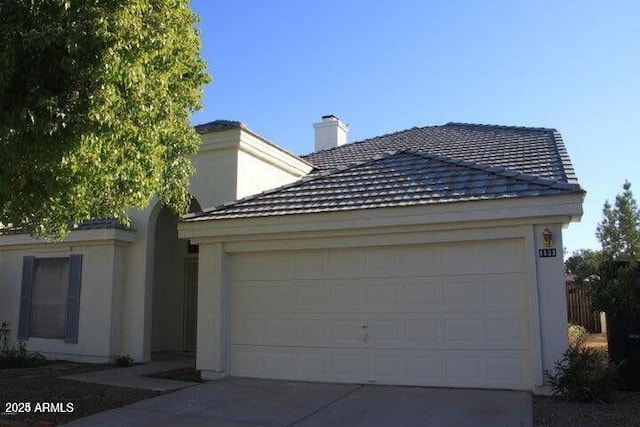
<box><xmin>538</xmin><ymin>248</ymin><xmax>557</xmax><ymax>258</ymax></box>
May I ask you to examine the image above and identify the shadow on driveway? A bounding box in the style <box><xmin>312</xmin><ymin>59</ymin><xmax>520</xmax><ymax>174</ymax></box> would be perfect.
<box><xmin>63</xmin><ymin>377</ymin><xmax>532</xmax><ymax>427</ymax></box>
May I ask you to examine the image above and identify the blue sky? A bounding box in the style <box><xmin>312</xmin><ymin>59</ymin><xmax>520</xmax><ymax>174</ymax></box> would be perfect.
<box><xmin>189</xmin><ymin>1</ymin><xmax>639</xmax><ymax>255</ymax></box>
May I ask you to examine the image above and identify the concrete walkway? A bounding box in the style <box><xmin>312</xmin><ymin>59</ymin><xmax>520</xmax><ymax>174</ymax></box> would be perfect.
<box><xmin>63</xmin><ymin>358</ymin><xmax>196</xmax><ymax>392</ymax></box>
<box><xmin>63</xmin><ymin>377</ymin><xmax>533</xmax><ymax>427</ymax></box>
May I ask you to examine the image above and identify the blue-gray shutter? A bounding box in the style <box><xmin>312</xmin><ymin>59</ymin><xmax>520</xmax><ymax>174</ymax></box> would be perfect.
<box><xmin>17</xmin><ymin>256</ymin><xmax>36</xmax><ymax>340</ymax></box>
<box><xmin>64</xmin><ymin>254</ymin><xmax>83</xmax><ymax>344</ymax></box>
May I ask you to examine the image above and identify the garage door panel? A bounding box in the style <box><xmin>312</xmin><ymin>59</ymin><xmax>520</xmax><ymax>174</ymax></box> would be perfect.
<box><xmin>265</xmin><ymin>285</ymin><xmax>298</xmax><ymax>306</ymax></box>
<box><xmin>233</xmin><ymin>275</ymin><xmax>526</xmax><ymax>314</ymax></box>
<box><xmin>298</xmin><ymin>353</ymin><xmax>331</xmax><ymax>376</ymax></box>
<box><xmin>369</xmin><ymin>354</ymin><xmax>402</xmax><ymax>379</ymax></box>
<box><xmin>487</xmin><ymin>358</ymin><xmax>527</xmax><ymax>381</ymax></box>
<box><xmin>233</xmin><ymin>285</ymin><xmax>262</xmax><ymax>309</ymax></box>
<box><xmin>229</xmin><ymin>239</ymin><xmax>531</xmax><ymax>389</ymax></box>
<box><xmin>329</xmin><ymin>285</ymin><xmax>360</xmax><ymax>306</ymax></box>
<box><xmin>442</xmin><ymin>243</ymin><xmax>481</xmax><ymax>275</ymax></box>
<box><xmin>400</xmin><ymin>246</ymin><xmax>443</xmax><ymax>276</ymax></box>
<box><xmin>444</xmin><ymin>319</ymin><xmax>481</xmax><ymax>342</ymax></box>
<box><xmin>446</xmin><ymin>356</ymin><xmax>482</xmax><ymax>380</ymax></box>
<box><xmin>232</xmin><ymin>313</ymin><xmax>528</xmax><ymax>350</ymax></box>
<box><xmin>443</xmin><ymin>279</ymin><xmax>482</xmax><ymax>305</ymax></box>
<box><xmin>297</xmin><ymin>286</ymin><xmax>325</xmax><ymax>306</ymax></box>
<box><xmin>231</xmin><ymin>345</ymin><xmax>530</xmax><ymax>388</ymax></box>
<box><xmin>406</xmin><ymin>356</ymin><xmax>440</xmax><ymax>379</ymax></box>
<box><xmin>366</xmin><ymin>320</ymin><xmax>401</xmax><ymax>344</ymax></box>
<box><xmin>481</xmin><ymin>240</ymin><xmax>526</xmax><ymax>273</ymax></box>
<box><xmin>405</xmin><ymin>319</ymin><xmax>439</xmax><ymax>343</ymax></box>
<box><xmin>296</xmin><ymin>320</ymin><xmax>329</xmax><ymax>343</ymax></box>
<box><xmin>486</xmin><ymin>318</ymin><xmax>526</xmax><ymax>343</ymax></box>
<box><xmin>264</xmin><ymin>319</ymin><xmax>295</xmax><ymax>341</ymax></box>
<box><xmin>404</xmin><ymin>280</ymin><xmax>443</xmax><ymax>307</ymax></box>
<box><xmin>331</xmin><ymin>319</ymin><xmax>365</xmax><ymax>345</ymax></box>
<box><xmin>329</xmin><ymin>249</ymin><xmax>366</xmax><ymax>278</ymax></box>
<box><xmin>363</xmin><ymin>248</ymin><xmax>400</xmax><ymax>274</ymax></box>
<box><xmin>484</xmin><ymin>276</ymin><xmax>525</xmax><ymax>305</ymax></box>
<box><xmin>365</xmin><ymin>285</ymin><xmax>401</xmax><ymax>305</ymax></box>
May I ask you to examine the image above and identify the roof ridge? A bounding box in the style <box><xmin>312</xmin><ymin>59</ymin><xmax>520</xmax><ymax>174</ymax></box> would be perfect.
<box><xmin>301</xmin><ymin>124</ymin><xmax>447</xmax><ymax>157</ymax></box>
<box><xmin>403</xmin><ymin>149</ymin><xmax>583</xmax><ymax>191</ymax></box>
<box><xmin>445</xmin><ymin>122</ymin><xmax>557</xmax><ymax>133</ymax></box>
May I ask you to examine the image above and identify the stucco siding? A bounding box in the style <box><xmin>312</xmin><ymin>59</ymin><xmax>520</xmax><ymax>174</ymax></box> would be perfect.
<box><xmin>190</xmin><ymin>147</ymin><xmax>238</xmax><ymax>209</ymax></box>
<box><xmin>236</xmin><ymin>149</ymin><xmax>304</xmax><ymax>200</ymax></box>
<box><xmin>0</xmin><ymin>240</ymin><xmax>130</xmax><ymax>362</ymax></box>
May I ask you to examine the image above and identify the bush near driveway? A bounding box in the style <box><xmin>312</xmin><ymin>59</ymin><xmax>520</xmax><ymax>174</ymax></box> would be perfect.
<box><xmin>545</xmin><ymin>345</ymin><xmax>620</xmax><ymax>403</ymax></box>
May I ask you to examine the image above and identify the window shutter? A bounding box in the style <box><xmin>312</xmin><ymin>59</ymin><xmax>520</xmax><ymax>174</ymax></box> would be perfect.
<box><xmin>64</xmin><ymin>254</ymin><xmax>83</xmax><ymax>344</ymax></box>
<box><xmin>18</xmin><ymin>256</ymin><xmax>35</xmax><ymax>340</ymax></box>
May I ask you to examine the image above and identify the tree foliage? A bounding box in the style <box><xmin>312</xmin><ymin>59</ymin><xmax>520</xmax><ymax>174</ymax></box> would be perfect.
<box><xmin>596</xmin><ymin>181</ymin><xmax>640</xmax><ymax>261</ymax></box>
<box><xmin>580</xmin><ymin>181</ymin><xmax>640</xmax><ymax>316</ymax></box>
<box><xmin>0</xmin><ymin>0</ymin><xmax>209</xmax><ymax>236</ymax></box>
<box><xmin>565</xmin><ymin>248</ymin><xmax>602</xmax><ymax>283</ymax></box>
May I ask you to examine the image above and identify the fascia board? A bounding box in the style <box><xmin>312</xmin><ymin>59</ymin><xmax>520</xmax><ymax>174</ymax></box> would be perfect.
<box><xmin>0</xmin><ymin>228</ymin><xmax>137</xmax><ymax>247</ymax></box>
<box><xmin>178</xmin><ymin>193</ymin><xmax>584</xmax><ymax>241</ymax></box>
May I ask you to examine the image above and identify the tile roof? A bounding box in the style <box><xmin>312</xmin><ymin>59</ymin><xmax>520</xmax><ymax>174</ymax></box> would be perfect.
<box><xmin>302</xmin><ymin>122</ymin><xmax>577</xmax><ymax>183</ymax></box>
<box><xmin>187</xmin><ymin>149</ymin><xmax>582</xmax><ymax>221</ymax></box>
<box><xmin>194</xmin><ymin>120</ymin><xmax>244</xmax><ymax>134</ymax></box>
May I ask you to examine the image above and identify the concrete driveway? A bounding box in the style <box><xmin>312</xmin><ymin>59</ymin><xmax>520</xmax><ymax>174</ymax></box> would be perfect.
<box><xmin>64</xmin><ymin>377</ymin><xmax>532</xmax><ymax>427</ymax></box>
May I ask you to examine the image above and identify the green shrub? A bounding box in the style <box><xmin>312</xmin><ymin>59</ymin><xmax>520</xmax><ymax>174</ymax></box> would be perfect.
<box><xmin>545</xmin><ymin>345</ymin><xmax>620</xmax><ymax>402</ymax></box>
<box><xmin>587</xmin><ymin>260</ymin><xmax>640</xmax><ymax>317</ymax></box>
<box><xmin>568</xmin><ymin>323</ymin><xmax>589</xmax><ymax>348</ymax></box>
<box><xmin>0</xmin><ymin>341</ymin><xmax>47</xmax><ymax>369</ymax></box>
<box><xmin>114</xmin><ymin>354</ymin><xmax>134</xmax><ymax>367</ymax></box>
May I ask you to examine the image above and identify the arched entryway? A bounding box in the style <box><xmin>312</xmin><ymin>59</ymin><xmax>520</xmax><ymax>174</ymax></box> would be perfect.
<box><xmin>150</xmin><ymin>199</ymin><xmax>201</xmax><ymax>354</ymax></box>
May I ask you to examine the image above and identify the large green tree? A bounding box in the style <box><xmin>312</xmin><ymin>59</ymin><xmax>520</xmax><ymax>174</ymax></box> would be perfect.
<box><xmin>596</xmin><ymin>181</ymin><xmax>640</xmax><ymax>261</ymax></box>
<box><xmin>0</xmin><ymin>0</ymin><xmax>209</xmax><ymax>236</ymax></box>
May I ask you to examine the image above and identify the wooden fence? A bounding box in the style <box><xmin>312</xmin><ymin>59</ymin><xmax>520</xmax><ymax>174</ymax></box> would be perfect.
<box><xmin>566</xmin><ymin>280</ymin><xmax>602</xmax><ymax>333</ymax></box>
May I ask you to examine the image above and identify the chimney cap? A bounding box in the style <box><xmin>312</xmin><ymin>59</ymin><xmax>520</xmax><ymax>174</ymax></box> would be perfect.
<box><xmin>321</xmin><ymin>114</ymin><xmax>339</xmax><ymax>121</ymax></box>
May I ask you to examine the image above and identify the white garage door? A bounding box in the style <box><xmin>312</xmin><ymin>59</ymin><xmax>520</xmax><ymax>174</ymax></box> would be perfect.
<box><xmin>229</xmin><ymin>239</ymin><xmax>531</xmax><ymax>390</ymax></box>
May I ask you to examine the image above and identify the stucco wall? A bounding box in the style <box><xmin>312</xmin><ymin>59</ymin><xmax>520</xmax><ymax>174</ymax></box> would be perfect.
<box><xmin>533</xmin><ymin>223</ymin><xmax>569</xmax><ymax>390</ymax></box>
<box><xmin>151</xmin><ymin>207</ymin><xmax>188</xmax><ymax>352</ymax></box>
<box><xmin>236</xmin><ymin>149</ymin><xmax>303</xmax><ymax>200</ymax></box>
<box><xmin>120</xmin><ymin>205</ymin><xmax>155</xmax><ymax>362</ymax></box>
<box><xmin>191</xmin><ymin>128</ymin><xmax>311</xmax><ymax>208</ymax></box>
<box><xmin>0</xmin><ymin>236</ymin><xmax>132</xmax><ymax>363</ymax></box>
<box><xmin>190</xmin><ymin>147</ymin><xmax>238</xmax><ymax>209</ymax></box>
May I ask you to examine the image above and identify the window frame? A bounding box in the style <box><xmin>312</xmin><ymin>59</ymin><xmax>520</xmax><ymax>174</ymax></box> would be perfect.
<box><xmin>18</xmin><ymin>254</ymin><xmax>83</xmax><ymax>343</ymax></box>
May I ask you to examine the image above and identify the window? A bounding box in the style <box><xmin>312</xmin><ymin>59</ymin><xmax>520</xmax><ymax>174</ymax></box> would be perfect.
<box><xmin>30</xmin><ymin>258</ymin><xmax>69</xmax><ymax>339</ymax></box>
<box><xmin>18</xmin><ymin>255</ymin><xmax>82</xmax><ymax>343</ymax></box>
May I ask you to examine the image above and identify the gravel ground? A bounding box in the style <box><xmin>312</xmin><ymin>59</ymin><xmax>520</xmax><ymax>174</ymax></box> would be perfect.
<box><xmin>0</xmin><ymin>362</ymin><xmax>164</xmax><ymax>426</ymax></box>
<box><xmin>534</xmin><ymin>392</ymin><xmax>640</xmax><ymax>427</ymax></box>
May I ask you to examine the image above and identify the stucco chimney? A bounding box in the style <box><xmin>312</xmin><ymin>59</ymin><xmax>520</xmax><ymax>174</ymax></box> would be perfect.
<box><xmin>313</xmin><ymin>115</ymin><xmax>348</xmax><ymax>152</ymax></box>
